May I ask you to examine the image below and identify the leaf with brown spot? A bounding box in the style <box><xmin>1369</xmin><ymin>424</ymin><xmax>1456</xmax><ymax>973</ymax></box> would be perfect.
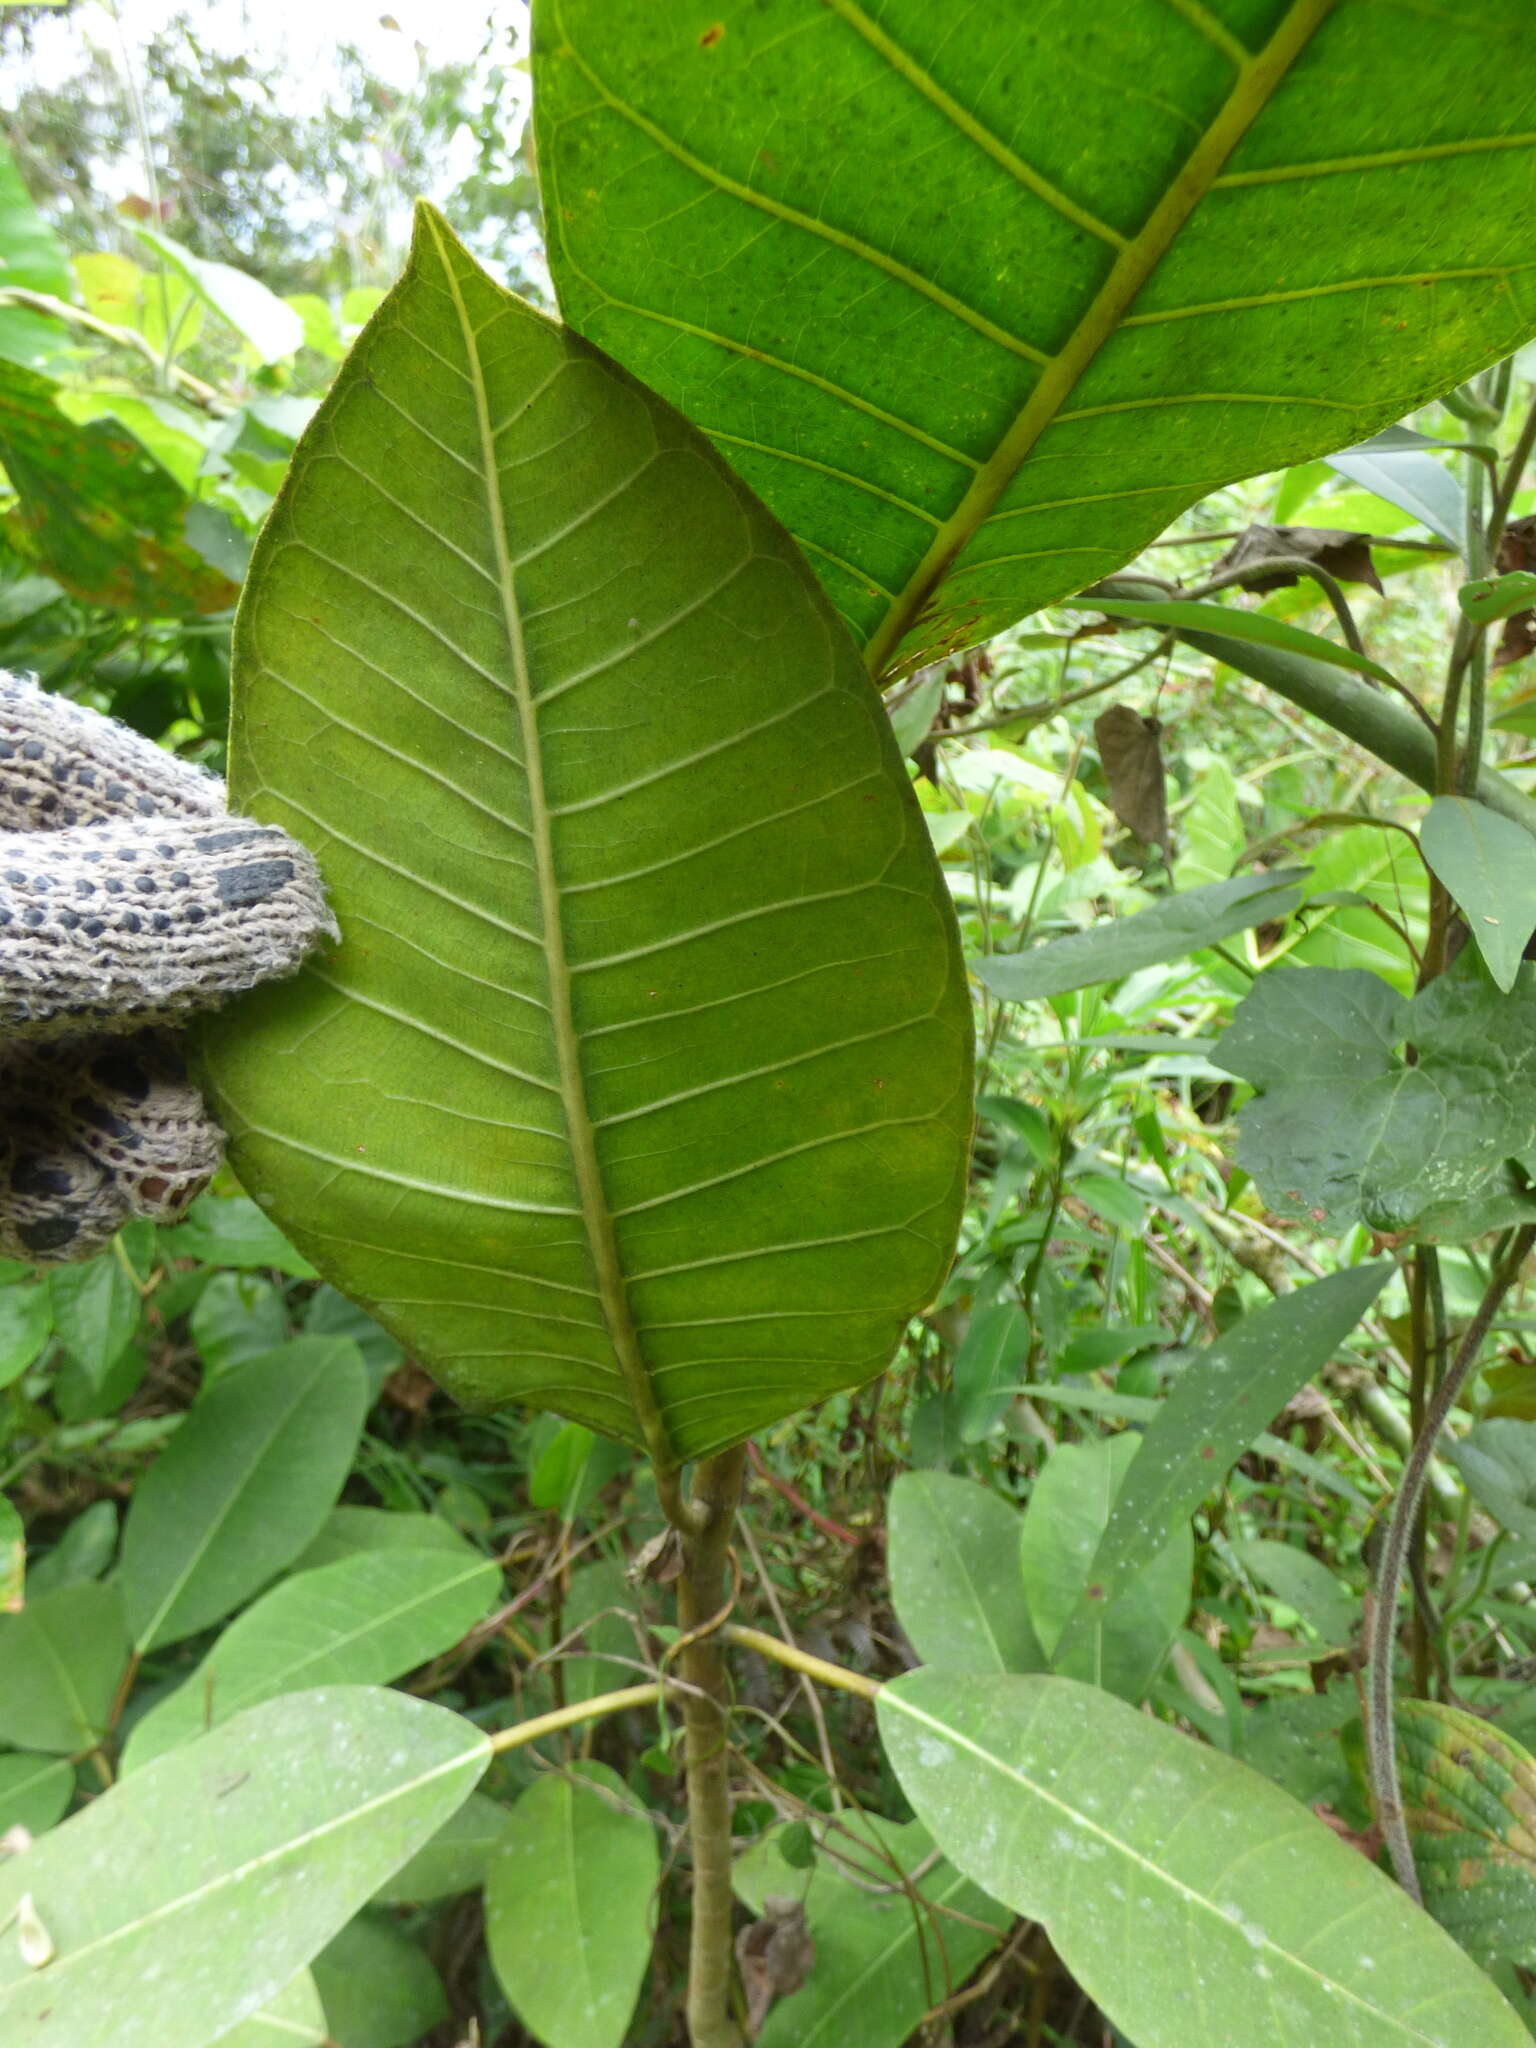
<box><xmin>1094</xmin><ymin>704</ymin><xmax>1168</xmax><ymax>849</ymax></box>
<box><xmin>1398</xmin><ymin>1697</ymin><xmax>1536</xmax><ymax>1968</ymax></box>
<box><xmin>1211</xmin><ymin>525</ymin><xmax>1384</xmax><ymax>597</ymax></box>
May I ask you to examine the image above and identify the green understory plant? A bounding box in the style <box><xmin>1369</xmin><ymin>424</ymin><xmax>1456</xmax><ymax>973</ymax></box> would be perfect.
<box><xmin>7</xmin><ymin>4</ymin><xmax>1536</xmax><ymax>2045</ymax></box>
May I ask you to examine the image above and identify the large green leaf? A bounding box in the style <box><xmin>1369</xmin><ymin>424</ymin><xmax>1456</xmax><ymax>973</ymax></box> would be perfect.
<box><xmin>878</xmin><ymin>1671</ymin><xmax>1529</xmax><ymax>2048</ymax></box>
<box><xmin>535</xmin><ymin>0</ymin><xmax>1536</xmax><ymax>675</ymax></box>
<box><xmin>1219</xmin><ymin>961</ymin><xmax>1536</xmax><ymax>1236</ymax></box>
<box><xmin>485</xmin><ymin>1761</ymin><xmax>659</xmax><ymax>2048</ymax></box>
<box><xmin>0</xmin><ymin>1687</ymin><xmax>489</xmax><ymax>2048</ymax></box>
<box><xmin>200</xmin><ymin>208</ymin><xmax>971</xmax><ymax>1468</ymax></box>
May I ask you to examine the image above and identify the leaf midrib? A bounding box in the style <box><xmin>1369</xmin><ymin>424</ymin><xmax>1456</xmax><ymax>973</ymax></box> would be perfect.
<box><xmin>425</xmin><ymin>212</ymin><xmax>678</xmax><ymax>1471</ymax></box>
<box><xmin>882</xmin><ymin>1683</ymin><xmax>1471</xmax><ymax>2045</ymax></box>
<box><xmin>862</xmin><ymin>0</ymin><xmax>1335</xmax><ymax>674</ymax></box>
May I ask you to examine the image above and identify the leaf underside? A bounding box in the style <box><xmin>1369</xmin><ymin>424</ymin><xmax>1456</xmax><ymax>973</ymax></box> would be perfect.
<box><xmin>536</xmin><ymin>0</ymin><xmax>1536</xmax><ymax>674</ymax></box>
<box><xmin>200</xmin><ymin>209</ymin><xmax>972</xmax><ymax>1467</ymax></box>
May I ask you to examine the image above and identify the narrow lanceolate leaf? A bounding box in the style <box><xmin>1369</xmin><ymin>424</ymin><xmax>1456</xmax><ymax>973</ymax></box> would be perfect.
<box><xmin>975</xmin><ymin>869</ymin><xmax>1310</xmax><ymax>1003</ymax></box>
<box><xmin>1057</xmin><ymin>1264</ymin><xmax>1389</xmax><ymax>1655</ymax></box>
<box><xmin>536</xmin><ymin>1</ymin><xmax>1536</xmax><ymax>675</ymax></box>
<box><xmin>879</xmin><ymin>1672</ymin><xmax>1529</xmax><ymax>2048</ymax></box>
<box><xmin>200</xmin><ymin>208</ymin><xmax>972</xmax><ymax>1468</ymax></box>
<box><xmin>1398</xmin><ymin>1699</ymin><xmax>1536</xmax><ymax>1970</ymax></box>
<box><xmin>0</xmin><ymin>1687</ymin><xmax>490</xmax><ymax>2048</ymax></box>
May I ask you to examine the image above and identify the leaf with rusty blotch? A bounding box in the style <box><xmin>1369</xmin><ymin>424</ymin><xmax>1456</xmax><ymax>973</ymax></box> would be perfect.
<box><xmin>0</xmin><ymin>366</ymin><xmax>237</xmax><ymax>616</ymax></box>
<box><xmin>1398</xmin><ymin>1698</ymin><xmax>1536</xmax><ymax>1970</ymax></box>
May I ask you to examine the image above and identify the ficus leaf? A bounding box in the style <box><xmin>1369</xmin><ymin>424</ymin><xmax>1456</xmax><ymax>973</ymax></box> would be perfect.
<box><xmin>199</xmin><ymin>206</ymin><xmax>972</xmax><ymax>1470</ymax></box>
<box><xmin>536</xmin><ymin>0</ymin><xmax>1536</xmax><ymax>674</ymax></box>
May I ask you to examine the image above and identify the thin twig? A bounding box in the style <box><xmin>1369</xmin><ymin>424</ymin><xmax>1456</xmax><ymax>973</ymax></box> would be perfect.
<box><xmin>1367</xmin><ymin>1225</ymin><xmax>1535</xmax><ymax>1899</ymax></box>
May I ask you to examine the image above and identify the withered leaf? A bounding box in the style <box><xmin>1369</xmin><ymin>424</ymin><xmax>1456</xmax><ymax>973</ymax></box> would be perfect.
<box><xmin>1094</xmin><ymin>704</ymin><xmax>1169</xmax><ymax>848</ymax></box>
<box><xmin>1495</xmin><ymin>515</ymin><xmax>1536</xmax><ymax>669</ymax></box>
<box><xmin>1212</xmin><ymin>525</ymin><xmax>1384</xmax><ymax>596</ymax></box>
<box><xmin>736</xmin><ymin>1895</ymin><xmax>815</xmax><ymax>2039</ymax></box>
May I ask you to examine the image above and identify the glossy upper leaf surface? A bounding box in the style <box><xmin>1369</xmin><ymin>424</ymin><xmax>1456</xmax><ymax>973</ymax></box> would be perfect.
<box><xmin>201</xmin><ymin>209</ymin><xmax>972</xmax><ymax>1466</ymax></box>
<box><xmin>536</xmin><ymin>0</ymin><xmax>1536</xmax><ymax>673</ymax></box>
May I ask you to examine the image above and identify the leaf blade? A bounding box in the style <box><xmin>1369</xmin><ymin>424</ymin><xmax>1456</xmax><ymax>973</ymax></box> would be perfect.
<box><xmin>878</xmin><ymin>1671</ymin><xmax>1527</xmax><ymax>2048</ymax></box>
<box><xmin>536</xmin><ymin>2</ymin><xmax>1536</xmax><ymax>671</ymax></box>
<box><xmin>0</xmin><ymin>1687</ymin><xmax>489</xmax><ymax>2048</ymax></box>
<box><xmin>200</xmin><ymin>206</ymin><xmax>972</xmax><ymax>1465</ymax></box>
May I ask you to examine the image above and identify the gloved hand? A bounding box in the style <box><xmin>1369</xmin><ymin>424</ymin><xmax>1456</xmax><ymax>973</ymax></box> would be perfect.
<box><xmin>0</xmin><ymin>673</ymin><xmax>335</xmax><ymax>1263</ymax></box>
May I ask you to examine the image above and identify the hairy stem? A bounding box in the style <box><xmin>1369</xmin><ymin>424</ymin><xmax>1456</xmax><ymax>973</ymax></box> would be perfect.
<box><xmin>1367</xmin><ymin>1226</ymin><xmax>1536</xmax><ymax>1899</ymax></box>
<box><xmin>678</xmin><ymin>1448</ymin><xmax>748</xmax><ymax>2048</ymax></box>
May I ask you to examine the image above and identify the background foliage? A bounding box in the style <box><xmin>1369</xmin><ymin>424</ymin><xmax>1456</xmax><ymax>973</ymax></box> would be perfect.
<box><xmin>6</xmin><ymin>4</ymin><xmax>1536</xmax><ymax>2045</ymax></box>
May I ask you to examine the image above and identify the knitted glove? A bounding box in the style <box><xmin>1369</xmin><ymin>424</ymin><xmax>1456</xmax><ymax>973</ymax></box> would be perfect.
<box><xmin>0</xmin><ymin>674</ymin><xmax>335</xmax><ymax>1262</ymax></box>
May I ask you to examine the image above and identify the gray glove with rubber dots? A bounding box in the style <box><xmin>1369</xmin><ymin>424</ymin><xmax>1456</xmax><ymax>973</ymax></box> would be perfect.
<box><xmin>0</xmin><ymin>673</ymin><xmax>335</xmax><ymax>1262</ymax></box>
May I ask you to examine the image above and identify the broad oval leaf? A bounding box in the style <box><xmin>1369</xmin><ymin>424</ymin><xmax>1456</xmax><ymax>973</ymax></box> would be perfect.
<box><xmin>485</xmin><ymin>1761</ymin><xmax>659</xmax><ymax>2048</ymax></box>
<box><xmin>536</xmin><ymin>0</ymin><xmax>1536</xmax><ymax>674</ymax></box>
<box><xmin>119</xmin><ymin>1337</ymin><xmax>369</xmax><ymax>1652</ymax></box>
<box><xmin>0</xmin><ymin>1686</ymin><xmax>489</xmax><ymax>2048</ymax></box>
<box><xmin>200</xmin><ymin>208</ymin><xmax>971</xmax><ymax>1468</ymax></box>
<box><xmin>878</xmin><ymin>1671</ymin><xmax>1529</xmax><ymax>2048</ymax></box>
